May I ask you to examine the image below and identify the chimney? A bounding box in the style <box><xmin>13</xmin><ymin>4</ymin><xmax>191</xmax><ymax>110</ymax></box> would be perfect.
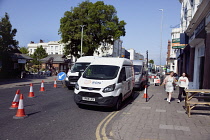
<box><xmin>30</xmin><ymin>41</ymin><xmax>34</xmax><ymax>44</ymax></box>
<box><xmin>40</xmin><ymin>39</ymin><xmax>43</xmax><ymax>43</ymax></box>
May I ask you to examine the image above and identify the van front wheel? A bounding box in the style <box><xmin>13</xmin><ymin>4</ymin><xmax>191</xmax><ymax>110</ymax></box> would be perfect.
<box><xmin>114</xmin><ymin>96</ymin><xmax>122</xmax><ymax>111</ymax></box>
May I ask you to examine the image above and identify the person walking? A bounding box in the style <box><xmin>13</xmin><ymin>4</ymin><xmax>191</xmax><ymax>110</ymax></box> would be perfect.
<box><xmin>177</xmin><ymin>72</ymin><xmax>189</xmax><ymax>103</ymax></box>
<box><xmin>163</xmin><ymin>71</ymin><xmax>176</xmax><ymax>104</ymax></box>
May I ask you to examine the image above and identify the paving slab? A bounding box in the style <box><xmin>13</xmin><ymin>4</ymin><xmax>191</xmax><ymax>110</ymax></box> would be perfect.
<box><xmin>111</xmin><ymin>85</ymin><xmax>210</xmax><ymax>140</ymax></box>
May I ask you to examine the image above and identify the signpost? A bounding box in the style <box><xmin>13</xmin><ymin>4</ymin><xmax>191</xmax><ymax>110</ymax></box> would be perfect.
<box><xmin>57</xmin><ymin>72</ymin><xmax>66</xmax><ymax>81</ymax></box>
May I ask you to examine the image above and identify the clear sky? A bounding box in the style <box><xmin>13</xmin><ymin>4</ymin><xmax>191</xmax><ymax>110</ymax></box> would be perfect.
<box><xmin>0</xmin><ymin>0</ymin><xmax>181</xmax><ymax>65</ymax></box>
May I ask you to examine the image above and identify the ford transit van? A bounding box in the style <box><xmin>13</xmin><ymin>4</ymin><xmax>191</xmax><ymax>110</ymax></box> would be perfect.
<box><xmin>65</xmin><ymin>56</ymin><xmax>98</xmax><ymax>89</ymax></box>
<box><xmin>74</xmin><ymin>58</ymin><xmax>134</xmax><ymax>110</ymax></box>
<box><xmin>132</xmin><ymin>60</ymin><xmax>147</xmax><ymax>90</ymax></box>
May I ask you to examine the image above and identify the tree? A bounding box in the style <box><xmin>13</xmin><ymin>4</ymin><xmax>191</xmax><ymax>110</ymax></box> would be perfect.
<box><xmin>31</xmin><ymin>45</ymin><xmax>48</xmax><ymax>65</ymax></box>
<box><xmin>59</xmin><ymin>1</ymin><xmax>126</xmax><ymax>57</ymax></box>
<box><xmin>19</xmin><ymin>47</ymin><xmax>29</xmax><ymax>54</ymax></box>
<box><xmin>0</xmin><ymin>13</ymin><xmax>19</xmax><ymax>53</ymax></box>
<box><xmin>149</xmin><ymin>59</ymin><xmax>154</xmax><ymax>64</ymax></box>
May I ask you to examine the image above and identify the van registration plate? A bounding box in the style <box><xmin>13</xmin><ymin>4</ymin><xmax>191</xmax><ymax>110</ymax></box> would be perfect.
<box><xmin>82</xmin><ymin>97</ymin><xmax>95</xmax><ymax>101</ymax></box>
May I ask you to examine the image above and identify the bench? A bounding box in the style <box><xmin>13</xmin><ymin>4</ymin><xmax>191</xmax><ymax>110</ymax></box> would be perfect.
<box><xmin>186</xmin><ymin>96</ymin><xmax>210</xmax><ymax>117</ymax></box>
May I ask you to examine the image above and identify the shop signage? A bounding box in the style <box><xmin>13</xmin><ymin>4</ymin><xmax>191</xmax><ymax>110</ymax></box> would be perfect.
<box><xmin>172</xmin><ymin>38</ymin><xmax>186</xmax><ymax>49</ymax></box>
<box><xmin>18</xmin><ymin>59</ymin><xmax>26</xmax><ymax>64</ymax></box>
<box><xmin>195</xmin><ymin>19</ymin><xmax>205</xmax><ymax>37</ymax></box>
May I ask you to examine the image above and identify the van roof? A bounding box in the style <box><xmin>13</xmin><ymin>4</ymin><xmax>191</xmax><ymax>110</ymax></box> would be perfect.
<box><xmin>76</xmin><ymin>56</ymin><xmax>99</xmax><ymax>63</ymax></box>
<box><xmin>90</xmin><ymin>57</ymin><xmax>132</xmax><ymax>66</ymax></box>
<box><xmin>132</xmin><ymin>60</ymin><xmax>144</xmax><ymax>65</ymax></box>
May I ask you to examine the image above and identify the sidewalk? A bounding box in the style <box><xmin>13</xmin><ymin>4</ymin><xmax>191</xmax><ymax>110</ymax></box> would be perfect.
<box><xmin>0</xmin><ymin>75</ymin><xmax>57</xmax><ymax>89</ymax></box>
<box><xmin>112</xmin><ymin>85</ymin><xmax>210</xmax><ymax>140</ymax></box>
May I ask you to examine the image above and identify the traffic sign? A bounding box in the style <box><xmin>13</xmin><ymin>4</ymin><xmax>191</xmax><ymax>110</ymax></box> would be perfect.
<box><xmin>57</xmin><ymin>72</ymin><xmax>66</xmax><ymax>81</ymax></box>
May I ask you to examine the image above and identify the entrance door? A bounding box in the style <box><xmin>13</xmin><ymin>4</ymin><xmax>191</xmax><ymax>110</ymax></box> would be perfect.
<box><xmin>199</xmin><ymin>56</ymin><xmax>205</xmax><ymax>89</ymax></box>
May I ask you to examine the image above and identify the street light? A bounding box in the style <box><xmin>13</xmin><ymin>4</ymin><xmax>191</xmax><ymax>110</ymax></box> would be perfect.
<box><xmin>80</xmin><ymin>25</ymin><xmax>86</xmax><ymax>56</ymax></box>
<box><xmin>159</xmin><ymin>9</ymin><xmax>163</xmax><ymax>71</ymax></box>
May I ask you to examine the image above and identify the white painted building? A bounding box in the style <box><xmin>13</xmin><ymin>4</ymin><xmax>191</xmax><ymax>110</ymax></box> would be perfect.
<box><xmin>93</xmin><ymin>39</ymin><xmax>123</xmax><ymax>57</ymax></box>
<box><xmin>177</xmin><ymin>0</ymin><xmax>210</xmax><ymax>89</ymax></box>
<box><xmin>27</xmin><ymin>40</ymin><xmax>65</xmax><ymax>55</ymax></box>
<box><xmin>127</xmin><ymin>49</ymin><xmax>144</xmax><ymax>60</ymax></box>
<box><xmin>169</xmin><ymin>28</ymin><xmax>180</xmax><ymax>73</ymax></box>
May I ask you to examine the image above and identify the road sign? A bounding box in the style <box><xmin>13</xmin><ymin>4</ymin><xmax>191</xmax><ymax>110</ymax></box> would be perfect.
<box><xmin>57</xmin><ymin>72</ymin><xmax>66</xmax><ymax>81</ymax></box>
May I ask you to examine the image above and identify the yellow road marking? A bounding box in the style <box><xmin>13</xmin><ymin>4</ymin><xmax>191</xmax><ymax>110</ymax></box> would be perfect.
<box><xmin>102</xmin><ymin>111</ymin><xmax>119</xmax><ymax>140</ymax></box>
<box><xmin>96</xmin><ymin>112</ymin><xmax>115</xmax><ymax>140</ymax></box>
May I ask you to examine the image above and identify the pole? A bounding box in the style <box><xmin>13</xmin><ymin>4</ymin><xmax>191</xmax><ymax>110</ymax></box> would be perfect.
<box><xmin>159</xmin><ymin>9</ymin><xmax>163</xmax><ymax>72</ymax></box>
<box><xmin>80</xmin><ymin>25</ymin><xmax>86</xmax><ymax>57</ymax></box>
<box><xmin>146</xmin><ymin>50</ymin><xmax>148</xmax><ymax>102</ymax></box>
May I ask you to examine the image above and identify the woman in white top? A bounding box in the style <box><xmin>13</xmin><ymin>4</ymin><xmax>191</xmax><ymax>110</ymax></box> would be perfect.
<box><xmin>163</xmin><ymin>71</ymin><xmax>176</xmax><ymax>104</ymax></box>
<box><xmin>177</xmin><ymin>72</ymin><xmax>189</xmax><ymax>103</ymax></box>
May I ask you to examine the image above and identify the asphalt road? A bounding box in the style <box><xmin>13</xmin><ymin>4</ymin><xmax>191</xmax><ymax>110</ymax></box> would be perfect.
<box><xmin>0</xmin><ymin>82</ymin><xmax>116</xmax><ymax>140</ymax></box>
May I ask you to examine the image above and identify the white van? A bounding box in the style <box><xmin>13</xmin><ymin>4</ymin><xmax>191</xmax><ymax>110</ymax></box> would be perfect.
<box><xmin>74</xmin><ymin>58</ymin><xmax>135</xmax><ymax>110</ymax></box>
<box><xmin>65</xmin><ymin>56</ymin><xmax>98</xmax><ymax>89</ymax></box>
<box><xmin>132</xmin><ymin>60</ymin><xmax>147</xmax><ymax>90</ymax></box>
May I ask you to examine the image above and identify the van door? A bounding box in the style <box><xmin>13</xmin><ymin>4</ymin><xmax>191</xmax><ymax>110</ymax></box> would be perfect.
<box><xmin>118</xmin><ymin>67</ymin><xmax>127</xmax><ymax>98</ymax></box>
<box><xmin>125</xmin><ymin>66</ymin><xmax>132</xmax><ymax>95</ymax></box>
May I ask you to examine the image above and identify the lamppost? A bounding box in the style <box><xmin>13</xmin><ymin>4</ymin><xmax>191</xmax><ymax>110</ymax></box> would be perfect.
<box><xmin>80</xmin><ymin>25</ymin><xmax>86</xmax><ymax>56</ymax></box>
<box><xmin>159</xmin><ymin>9</ymin><xmax>163</xmax><ymax>72</ymax></box>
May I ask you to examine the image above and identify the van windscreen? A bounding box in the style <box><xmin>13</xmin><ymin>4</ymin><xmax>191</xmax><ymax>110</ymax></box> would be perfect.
<box><xmin>71</xmin><ymin>63</ymin><xmax>90</xmax><ymax>72</ymax></box>
<box><xmin>83</xmin><ymin>65</ymin><xmax>119</xmax><ymax>80</ymax></box>
<box><xmin>134</xmin><ymin>65</ymin><xmax>142</xmax><ymax>75</ymax></box>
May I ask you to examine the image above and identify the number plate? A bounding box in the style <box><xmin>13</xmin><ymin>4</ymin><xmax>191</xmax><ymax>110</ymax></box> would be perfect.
<box><xmin>82</xmin><ymin>97</ymin><xmax>95</xmax><ymax>101</ymax></box>
<box><xmin>70</xmin><ymin>82</ymin><xmax>76</xmax><ymax>84</ymax></box>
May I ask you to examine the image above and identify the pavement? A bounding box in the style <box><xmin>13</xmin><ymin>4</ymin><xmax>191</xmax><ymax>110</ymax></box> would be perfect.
<box><xmin>111</xmin><ymin>85</ymin><xmax>210</xmax><ymax>140</ymax></box>
<box><xmin>0</xmin><ymin>74</ymin><xmax>58</xmax><ymax>89</ymax></box>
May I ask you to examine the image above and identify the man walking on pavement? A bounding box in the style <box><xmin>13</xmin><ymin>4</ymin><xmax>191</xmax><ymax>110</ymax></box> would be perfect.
<box><xmin>177</xmin><ymin>72</ymin><xmax>189</xmax><ymax>103</ymax></box>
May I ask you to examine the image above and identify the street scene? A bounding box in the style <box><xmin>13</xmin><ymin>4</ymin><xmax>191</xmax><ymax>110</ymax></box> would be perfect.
<box><xmin>1</xmin><ymin>0</ymin><xmax>210</xmax><ymax>140</ymax></box>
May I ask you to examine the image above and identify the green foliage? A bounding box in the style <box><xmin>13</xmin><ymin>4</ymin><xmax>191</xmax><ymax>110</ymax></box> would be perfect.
<box><xmin>0</xmin><ymin>13</ymin><xmax>19</xmax><ymax>53</ymax></box>
<box><xmin>31</xmin><ymin>45</ymin><xmax>48</xmax><ymax>65</ymax></box>
<box><xmin>59</xmin><ymin>1</ymin><xmax>126</xmax><ymax>57</ymax></box>
<box><xmin>149</xmin><ymin>59</ymin><xmax>154</xmax><ymax>64</ymax></box>
<box><xmin>19</xmin><ymin>47</ymin><xmax>29</xmax><ymax>54</ymax></box>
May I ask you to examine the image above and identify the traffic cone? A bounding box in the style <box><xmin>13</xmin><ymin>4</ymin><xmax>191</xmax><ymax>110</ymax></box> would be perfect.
<box><xmin>54</xmin><ymin>78</ymin><xmax>57</xmax><ymax>88</ymax></box>
<box><xmin>13</xmin><ymin>94</ymin><xmax>28</xmax><ymax>119</ymax></box>
<box><xmin>40</xmin><ymin>80</ymin><xmax>45</xmax><ymax>92</ymax></box>
<box><xmin>28</xmin><ymin>83</ymin><xmax>35</xmax><ymax>98</ymax></box>
<box><xmin>143</xmin><ymin>85</ymin><xmax>148</xmax><ymax>98</ymax></box>
<box><xmin>9</xmin><ymin>89</ymin><xmax>20</xmax><ymax>109</ymax></box>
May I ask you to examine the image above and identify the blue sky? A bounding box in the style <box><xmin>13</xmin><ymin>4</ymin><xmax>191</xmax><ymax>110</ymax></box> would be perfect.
<box><xmin>0</xmin><ymin>0</ymin><xmax>181</xmax><ymax>65</ymax></box>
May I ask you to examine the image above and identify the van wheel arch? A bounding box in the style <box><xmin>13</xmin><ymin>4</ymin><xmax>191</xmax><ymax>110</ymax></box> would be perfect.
<box><xmin>113</xmin><ymin>94</ymin><xmax>122</xmax><ymax>111</ymax></box>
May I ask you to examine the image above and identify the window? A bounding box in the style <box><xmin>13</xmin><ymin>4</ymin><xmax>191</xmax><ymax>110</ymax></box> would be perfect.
<box><xmin>83</xmin><ymin>65</ymin><xmax>119</xmax><ymax>80</ymax></box>
<box><xmin>51</xmin><ymin>52</ymin><xmax>53</xmax><ymax>54</ymax></box>
<box><xmin>51</xmin><ymin>46</ymin><xmax>53</xmax><ymax>50</ymax></box>
<box><xmin>55</xmin><ymin>46</ymin><xmax>58</xmax><ymax>50</ymax></box>
<box><xmin>55</xmin><ymin>52</ymin><xmax>58</xmax><ymax>54</ymax></box>
<box><xmin>118</xmin><ymin>67</ymin><xmax>126</xmax><ymax>83</ymax></box>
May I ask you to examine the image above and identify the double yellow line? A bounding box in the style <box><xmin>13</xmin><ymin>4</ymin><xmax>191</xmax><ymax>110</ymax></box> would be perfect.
<box><xmin>96</xmin><ymin>111</ymin><xmax>119</xmax><ymax>140</ymax></box>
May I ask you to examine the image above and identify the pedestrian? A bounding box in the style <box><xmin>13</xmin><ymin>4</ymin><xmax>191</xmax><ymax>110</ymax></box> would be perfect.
<box><xmin>163</xmin><ymin>71</ymin><xmax>176</xmax><ymax>104</ymax></box>
<box><xmin>177</xmin><ymin>72</ymin><xmax>189</xmax><ymax>103</ymax></box>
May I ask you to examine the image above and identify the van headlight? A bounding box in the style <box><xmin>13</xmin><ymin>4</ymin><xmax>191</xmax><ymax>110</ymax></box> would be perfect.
<box><xmin>103</xmin><ymin>84</ymin><xmax>115</xmax><ymax>93</ymax></box>
<box><xmin>65</xmin><ymin>77</ymin><xmax>69</xmax><ymax>81</ymax></box>
<box><xmin>75</xmin><ymin>82</ymin><xmax>79</xmax><ymax>90</ymax></box>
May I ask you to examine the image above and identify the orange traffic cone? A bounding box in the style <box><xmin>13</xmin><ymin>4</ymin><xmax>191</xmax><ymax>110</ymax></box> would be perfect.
<box><xmin>13</xmin><ymin>94</ymin><xmax>28</xmax><ymax>119</ymax></box>
<box><xmin>28</xmin><ymin>83</ymin><xmax>35</xmax><ymax>98</ymax></box>
<box><xmin>40</xmin><ymin>80</ymin><xmax>45</xmax><ymax>92</ymax></box>
<box><xmin>143</xmin><ymin>85</ymin><xmax>148</xmax><ymax>98</ymax></box>
<box><xmin>9</xmin><ymin>89</ymin><xmax>20</xmax><ymax>109</ymax></box>
<box><xmin>54</xmin><ymin>78</ymin><xmax>57</xmax><ymax>88</ymax></box>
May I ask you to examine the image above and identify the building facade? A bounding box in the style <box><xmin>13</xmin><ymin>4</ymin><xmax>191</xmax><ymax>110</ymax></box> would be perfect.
<box><xmin>27</xmin><ymin>40</ymin><xmax>65</xmax><ymax>55</ymax></box>
<box><xmin>177</xmin><ymin>0</ymin><xmax>210</xmax><ymax>89</ymax></box>
<box><xmin>93</xmin><ymin>39</ymin><xmax>123</xmax><ymax>57</ymax></box>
